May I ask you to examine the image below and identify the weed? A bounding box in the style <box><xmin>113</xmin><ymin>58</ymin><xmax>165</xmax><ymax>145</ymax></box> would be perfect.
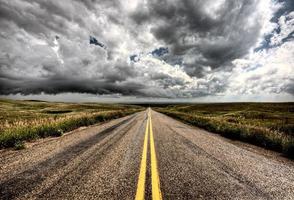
<box><xmin>155</xmin><ymin>103</ymin><xmax>294</xmax><ymax>158</ymax></box>
<box><xmin>0</xmin><ymin>99</ymin><xmax>143</xmax><ymax>149</ymax></box>
<box><xmin>14</xmin><ymin>141</ymin><xmax>25</xmax><ymax>150</ymax></box>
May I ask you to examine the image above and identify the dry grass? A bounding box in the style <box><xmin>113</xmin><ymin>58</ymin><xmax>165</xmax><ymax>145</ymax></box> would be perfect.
<box><xmin>0</xmin><ymin>99</ymin><xmax>143</xmax><ymax>149</ymax></box>
<box><xmin>155</xmin><ymin>103</ymin><xmax>294</xmax><ymax>158</ymax></box>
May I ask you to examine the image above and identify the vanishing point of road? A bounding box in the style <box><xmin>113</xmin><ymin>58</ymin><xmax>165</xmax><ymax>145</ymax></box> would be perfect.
<box><xmin>0</xmin><ymin>109</ymin><xmax>294</xmax><ymax>199</ymax></box>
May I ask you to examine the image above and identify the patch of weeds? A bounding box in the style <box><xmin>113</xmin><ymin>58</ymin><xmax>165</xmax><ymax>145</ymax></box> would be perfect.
<box><xmin>0</xmin><ymin>108</ymin><xmax>142</xmax><ymax>149</ymax></box>
<box><xmin>156</xmin><ymin>109</ymin><xmax>294</xmax><ymax>159</ymax></box>
<box><xmin>14</xmin><ymin>141</ymin><xmax>25</xmax><ymax>150</ymax></box>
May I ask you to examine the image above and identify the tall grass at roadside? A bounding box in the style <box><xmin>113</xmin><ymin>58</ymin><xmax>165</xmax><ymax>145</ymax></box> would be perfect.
<box><xmin>0</xmin><ymin>110</ymin><xmax>140</xmax><ymax>149</ymax></box>
<box><xmin>157</xmin><ymin>109</ymin><xmax>294</xmax><ymax>158</ymax></box>
<box><xmin>0</xmin><ymin>99</ymin><xmax>143</xmax><ymax>149</ymax></box>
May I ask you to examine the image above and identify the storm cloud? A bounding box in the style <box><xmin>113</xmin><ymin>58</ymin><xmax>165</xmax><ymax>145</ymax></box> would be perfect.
<box><xmin>132</xmin><ymin>0</ymin><xmax>264</xmax><ymax>72</ymax></box>
<box><xmin>0</xmin><ymin>0</ymin><xmax>293</xmax><ymax>101</ymax></box>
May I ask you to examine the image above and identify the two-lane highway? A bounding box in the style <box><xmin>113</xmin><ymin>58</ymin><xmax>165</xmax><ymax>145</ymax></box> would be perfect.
<box><xmin>0</xmin><ymin>109</ymin><xmax>293</xmax><ymax>199</ymax></box>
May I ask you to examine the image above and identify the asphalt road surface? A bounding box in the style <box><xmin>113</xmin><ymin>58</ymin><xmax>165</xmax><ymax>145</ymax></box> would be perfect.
<box><xmin>0</xmin><ymin>109</ymin><xmax>293</xmax><ymax>200</ymax></box>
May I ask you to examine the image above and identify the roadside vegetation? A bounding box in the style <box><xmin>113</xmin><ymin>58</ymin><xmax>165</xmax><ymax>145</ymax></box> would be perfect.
<box><xmin>0</xmin><ymin>99</ymin><xmax>143</xmax><ymax>149</ymax></box>
<box><xmin>155</xmin><ymin>103</ymin><xmax>294</xmax><ymax>158</ymax></box>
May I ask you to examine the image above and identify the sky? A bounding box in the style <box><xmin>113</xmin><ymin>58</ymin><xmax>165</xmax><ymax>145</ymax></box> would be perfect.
<box><xmin>0</xmin><ymin>0</ymin><xmax>293</xmax><ymax>102</ymax></box>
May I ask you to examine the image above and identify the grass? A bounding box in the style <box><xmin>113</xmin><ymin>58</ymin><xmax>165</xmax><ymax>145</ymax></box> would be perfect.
<box><xmin>155</xmin><ymin>103</ymin><xmax>294</xmax><ymax>158</ymax></box>
<box><xmin>0</xmin><ymin>99</ymin><xmax>143</xmax><ymax>149</ymax></box>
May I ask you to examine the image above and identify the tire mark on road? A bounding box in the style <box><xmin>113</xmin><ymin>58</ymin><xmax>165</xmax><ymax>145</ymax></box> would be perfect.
<box><xmin>37</xmin><ymin>116</ymin><xmax>139</xmax><ymax>199</ymax></box>
<box><xmin>0</xmin><ymin>113</ymin><xmax>138</xmax><ymax>200</ymax></box>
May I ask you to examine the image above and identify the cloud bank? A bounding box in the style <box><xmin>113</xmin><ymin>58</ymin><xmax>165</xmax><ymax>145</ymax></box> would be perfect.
<box><xmin>0</xmin><ymin>0</ymin><xmax>293</xmax><ymax>101</ymax></box>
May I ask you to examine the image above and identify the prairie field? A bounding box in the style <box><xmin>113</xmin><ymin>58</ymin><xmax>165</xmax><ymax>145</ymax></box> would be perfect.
<box><xmin>155</xmin><ymin>103</ymin><xmax>294</xmax><ymax>158</ymax></box>
<box><xmin>0</xmin><ymin>99</ymin><xmax>142</xmax><ymax>149</ymax></box>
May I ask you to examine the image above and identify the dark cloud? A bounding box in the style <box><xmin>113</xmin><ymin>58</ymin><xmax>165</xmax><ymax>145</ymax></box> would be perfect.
<box><xmin>131</xmin><ymin>0</ymin><xmax>266</xmax><ymax>76</ymax></box>
<box><xmin>285</xmin><ymin>82</ymin><xmax>294</xmax><ymax>95</ymax></box>
<box><xmin>0</xmin><ymin>0</ymin><xmax>293</xmax><ymax>100</ymax></box>
<box><xmin>0</xmin><ymin>0</ymin><xmax>78</xmax><ymax>37</ymax></box>
<box><xmin>0</xmin><ymin>67</ymin><xmax>145</xmax><ymax>96</ymax></box>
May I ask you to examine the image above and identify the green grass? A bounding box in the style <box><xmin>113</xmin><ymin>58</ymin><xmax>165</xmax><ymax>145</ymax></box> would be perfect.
<box><xmin>0</xmin><ymin>99</ymin><xmax>143</xmax><ymax>149</ymax></box>
<box><xmin>155</xmin><ymin>103</ymin><xmax>294</xmax><ymax>158</ymax></box>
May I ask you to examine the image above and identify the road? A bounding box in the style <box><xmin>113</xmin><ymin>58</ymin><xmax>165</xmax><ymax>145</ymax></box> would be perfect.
<box><xmin>0</xmin><ymin>109</ymin><xmax>293</xmax><ymax>199</ymax></box>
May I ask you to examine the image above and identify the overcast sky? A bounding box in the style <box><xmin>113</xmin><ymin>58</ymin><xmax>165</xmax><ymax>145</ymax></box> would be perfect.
<box><xmin>0</xmin><ymin>0</ymin><xmax>293</xmax><ymax>102</ymax></box>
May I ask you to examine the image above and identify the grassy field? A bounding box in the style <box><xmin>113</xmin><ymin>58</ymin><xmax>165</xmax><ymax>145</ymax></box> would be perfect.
<box><xmin>0</xmin><ymin>99</ymin><xmax>143</xmax><ymax>149</ymax></box>
<box><xmin>155</xmin><ymin>103</ymin><xmax>294</xmax><ymax>158</ymax></box>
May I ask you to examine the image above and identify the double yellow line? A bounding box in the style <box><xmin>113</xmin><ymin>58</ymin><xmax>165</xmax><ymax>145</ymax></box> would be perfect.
<box><xmin>135</xmin><ymin>109</ymin><xmax>162</xmax><ymax>200</ymax></box>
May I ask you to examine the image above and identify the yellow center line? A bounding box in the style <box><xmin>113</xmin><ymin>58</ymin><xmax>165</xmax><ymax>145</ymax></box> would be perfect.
<box><xmin>135</xmin><ymin>112</ymin><xmax>149</xmax><ymax>200</ymax></box>
<box><xmin>135</xmin><ymin>109</ymin><xmax>162</xmax><ymax>200</ymax></box>
<box><xmin>149</xmin><ymin>110</ymin><xmax>163</xmax><ymax>200</ymax></box>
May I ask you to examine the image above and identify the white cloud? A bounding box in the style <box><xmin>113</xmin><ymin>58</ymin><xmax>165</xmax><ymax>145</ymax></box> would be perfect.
<box><xmin>271</xmin><ymin>11</ymin><xmax>294</xmax><ymax>46</ymax></box>
<box><xmin>229</xmin><ymin>41</ymin><xmax>294</xmax><ymax>97</ymax></box>
<box><xmin>0</xmin><ymin>0</ymin><xmax>293</xmax><ymax>101</ymax></box>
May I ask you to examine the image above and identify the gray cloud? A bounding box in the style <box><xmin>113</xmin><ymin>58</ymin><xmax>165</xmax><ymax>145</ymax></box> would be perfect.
<box><xmin>0</xmin><ymin>0</ymin><xmax>293</xmax><ymax>100</ymax></box>
<box><xmin>131</xmin><ymin>0</ymin><xmax>264</xmax><ymax>76</ymax></box>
